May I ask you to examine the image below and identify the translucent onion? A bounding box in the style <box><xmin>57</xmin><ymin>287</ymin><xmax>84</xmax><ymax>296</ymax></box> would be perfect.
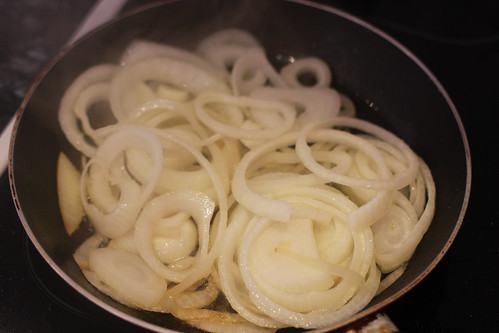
<box><xmin>230</xmin><ymin>47</ymin><xmax>286</xmax><ymax>95</ymax></box>
<box><xmin>58</xmin><ymin>64</ymin><xmax>118</xmax><ymax>157</ymax></box>
<box><xmin>120</xmin><ymin>39</ymin><xmax>226</xmax><ymax>81</ymax></box>
<box><xmin>296</xmin><ymin>117</ymin><xmax>420</xmax><ymax>190</ymax></box>
<box><xmin>249</xmin><ymin>87</ymin><xmax>342</xmax><ymax>128</ymax></box>
<box><xmin>194</xmin><ymin>92</ymin><xmax>296</xmax><ymax>141</ymax></box>
<box><xmin>73</xmin><ymin>82</ymin><xmax>111</xmax><ymax>146</ymax></box>
<box><xmin>57</xmin><ymin>152</ymin><xmax>85</xmax><ymax>235</ymax></box>
<box><xmin>374</xmin><ymin>160</ymin><xmax>435</xmax><ymax>272</ymax></box>
<box><xmin>88</xmin><ymin>247</ymin><xmax>168</xmax><ymax>308</ymax></box>
<box><xmin>238</xmin><ymin>216</ymin><xmax>379</xmax><ymax>328</ymax></box>
<box><xmin>231</xmin><ymin>132</ymin><xmax>298</xmax><ymax>222</ymax></box>
<box><xmin>134</xmin><ymin>190</ymin><xmax>215</xmax><ymax>283</ymax></box>
<box><xmin>81</xmin><ymin>126</ymin><xmax>163</xmax><ymax>238</ymax></box>
<box><xmin>197</xmin><ymin>28</ymin><xmax>262</xmax><ymax>70</ymax></box>
<box><xmin>59</xmin><ymin>29</ymin><xmax>436</xmax><ymax>332</ymax></box>
<box><xmin>109</xmin><ymin>56</ymin><xmax>230</xmax><ymax>122</ymax></box>
<box><xmin>280</xmin><ymin>57</ymin><xmax>332</xmax><ymax>88</ymax></box>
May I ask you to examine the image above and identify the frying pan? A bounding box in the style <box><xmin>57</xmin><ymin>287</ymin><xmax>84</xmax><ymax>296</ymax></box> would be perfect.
<box><xmin>8</xmin><ymin>0</ymin><xmax>471</xmax><ymax>331</ymax></box>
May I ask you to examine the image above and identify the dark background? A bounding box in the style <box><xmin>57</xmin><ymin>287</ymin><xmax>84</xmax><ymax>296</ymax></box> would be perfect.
<box><xmin>0</xmin><ymin>0</ymin><xmax>497</xmax><ymax>332</ymax></box>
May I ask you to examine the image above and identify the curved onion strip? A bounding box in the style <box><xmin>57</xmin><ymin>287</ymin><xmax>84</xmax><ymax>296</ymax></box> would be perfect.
<box><xmin>247</xmin><ymin>172</ymin><xmax>325</xmax><ymax>194</ymax></box>
<box><xmin>84</xmin><ymin>158</ymin><xmax>118</xmax><ymax>213</ymax></box>
<box><xmin>348</xmin><ymin>190</ymin><xmax>394</xmax><ymax>230</ymax></box>
<box><xmin>173</xmin><ymin>278</ymin><xmax>219</xmax><ymax>309</ymax></box>
<box><xmin>125</xmin><ymin>147</ymin><xmax>213</xmax><ymax>194</ymax></box>
<box><xmin>120</xmin><ymin>39</ymin><xmax>226</xmax><ymax>80</ymax></box>
<box><xmin>376</xmin><ymin>262</ymin><xmax>407</xmax><ymax>295</ymax></box>
<box><xmin>222</xmin><ymin>183</ymin><xmax>373</xmax><ymax>318</ymax></box>
<box><xmin>297</xmin><ymin>117</ymin><xmax>419</xmax><ymax>189</ymax></box>
<box><xmin>131</xmin><ymin>99</ymin><xmax>213</xmax><ymax>146</ymax></box>
<box><xmin>232</xmin><ymin>132</ymin><xmax>298</xmax><ymax>222</ymax></box>
<box><xmin>80</xmin><ymin>126</ymin><xmax>163</xmax><ymax>238</ymax></box>
<box><xmin>134</xmin><ymin>190</ymin><xmax>214</xmax><ymax>283</ymax></box>
<box><xmin>297</xmin><ymin>127</ymin><xmax>391</xmax><ymax>188</ymax></box>
<box><xmin>238</xmin><ymin>217</ymin><xmax>379</xmax><ymax>328</ymax></box>
<box><xmin>108</xmin><ymin>228</ymin><xmax>138</xmax><ymax>254</ymax></box>
<box><xmin>280</xmin><ymin>57</ymin><xmax>332</xmax><ymax>88</ymax></box>
<box><xmin>250</xmin><ymin>87</ymin><xmax>341</xmax><ymax>127</ymax></box>
<box><xmin>197</xmin><ymin>28</ymin><xmax>261</xmax><ymax>57</ymax></box>
<box><xmin>194</xmin><ymin>92</ymin><xmax>296</xmax><ymax>141</ymax></box>
<box><xmin>155</xmin><ymin>84</ymin><xmax>190</xmax><ymax>102</ymax></box>
<box><xmin>311</xmin><ymin>145</ymin><xmax>352</xmax><ymax>174</ymax></box>
<box><xmin>217</xmin><ymin>205</ymin><xmax>286</xmax><ymax>329</ymax></box>
<box><xmin>83</xmin><ymin>167</ymin><xmax>142</xmax><ymax>239</ymax></box>
<box><xmin>59</xmin><ymin>64</ymin><xmax>118</xmax><ymax>157</ymax></box>
<box><xmin>197</xmin><ymin>28</ymin><xmax>262</xmax><ymax>73</ymax></box>
<box><xmin>88</xmin><ymin>247</ymin><xmax>168</xmax><ymax>308</ymax></box>
<box><xmin>73</xmin><ymin>233</ymin><xmax>106</xmax><ymax>270</ymax></box>
<box><xmin>409</xmin><ymin>170</ymin><xmax>427</xmax><ymax>217</ymax></box>
<box><xmin>172</xmin><ymin>307</ymin><xmax>274</xmax><ymax>333</ymax></box>
<box><xmin>131</xmin><ymin>129</ymin><xmax>229</xmax><ymax>295</ymax></box>
<box><xmin>296</xmin><ymin>117</ymin><xmax>420</xmax><ymax>190</ymax></box>
<box><xmin>129</xmin><ymin>98</ymin><xmax>195</xmax><ymax>124</ymax></box>
<box><xmin>150</xmin><ymin>129</ymin><xmax>231</xmax><ymax>198</ymax></box>
<box><xmin>231</xmin><ymin>47</ymin><xmax>286</xmax><ymax>95</ymax></box>
<box><xmin>73</xmin><ymin>82</ymin><xmax>111</xmax><ymax>146</ymax></box>
<box><xmin>90</xmin><ymin>125</ymin><xmax>163</xmax><ymax>203</ymax></box>
<box><xmin>375</xmin><ymin>160</ymin><xmax>435</xmax><ymax>272</ymax></box>
<box><xmin>339</xmin><ymin>93</ymin><xmax>356</xmax><ymax>117</ymax></box>
<box><xmin>153</xmin><ymin>214</ymin><xmax>198</xmax><ymax>264</ymax></box>
<box><xmin>57</xmin><ymin>152</ymin><xmax>85</xmax><ymax>235</ymax></box>
<box><xmin>83</xmin><ymin>269</ymin><xmax>140</xmax><ymax>309</ymax></box>
<box><xmin>109</xmin><ymin>56</ymin><xmax>230</xmax><ymax>122</ymax></box>
<box><xmin>203</xmin><ymin>44</ymin><xmax>264</xmax><ymax>74</ymax></box>
<box><xmin>248</xmin><ymin>218</ymin><xmax>336</xmax><ymax>296</ymax></box>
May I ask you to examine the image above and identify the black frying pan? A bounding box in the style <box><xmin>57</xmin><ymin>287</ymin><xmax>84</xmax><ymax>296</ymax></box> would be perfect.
<box><xmin>9</xmin><ymin>0</ymin><xmax>471</xmax><ymax>332</ymax></box>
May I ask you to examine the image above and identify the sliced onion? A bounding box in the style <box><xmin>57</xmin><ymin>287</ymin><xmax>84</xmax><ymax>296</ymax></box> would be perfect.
<box><xmin>197</xmin><ymin>28</ymin><xmax>262</xmax><ymax>71</ymax></box>
<box><xmin>152</xmin><ymin>213</ymin><xmax>198</xmax><ymax>264</ymax></box>
<box><xmin>109</xmin><ymin>56</ymin><xmax>230</xmax><ymax>122</ymax></box>
<box><xmin>59</xmin><ymin>64</ymin><xmax>118</xmax><ymax>157</ymax></box>
<box><xmin>230</xmin><ymin>47</ymin><xmax>286</xmax><ymax>95</ymax></box>
<box><xmin>88</xmin><ymin>247</ymin><xmax>167</xmax><ymax>308</ymax></box>
<box><xmin>194</xmin><ymin>92</ymin><xmax>296</xmax><ymax>141</ymax></box>
<box><xmin>81</xmin><ymin>126</ymin><xmax>163</xmax><ymax>238</ymax></box>
<box><xmin>280</xmin><ymin>57</ymin><xmax>332</xmax><ymax>88</ymax></box>
<box><xmin>120</xmin><ymin>39</ymin><xmax>226</xmax><ymax>81</ymax></box>
<box><xmin>73</xmin><ymin>233</ymin><xmax>106</xmax><ymax>270</ymax></box>
<box><xmin>59</xmin><ymin>30</ymin><xmax>437</xmax><ymax>331</ymax></box>
<box><xmin>57</xmin><ymin>152</ymin><xmax>84</xmax><ymax>235</ymax></box>
<box><xmin>248</xmin><ymin>218</ymin><xmax>336</xmax><ymax>294</ymax></box>
<box><xmin>197</xmin><ymin>28</ymin><xmax>262</xmax><ymax>58</ymax></box>
<box><xmin>296</xmin><ymin>117</ymin><xmax>420</xmax><ymax>190</ymax></box>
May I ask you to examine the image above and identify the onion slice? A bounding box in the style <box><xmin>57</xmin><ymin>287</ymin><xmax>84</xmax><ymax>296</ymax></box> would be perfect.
<box><xmin>89</xmin><ymin>247</ymin><xmax>167</xmax><ymax>308</ymax></box>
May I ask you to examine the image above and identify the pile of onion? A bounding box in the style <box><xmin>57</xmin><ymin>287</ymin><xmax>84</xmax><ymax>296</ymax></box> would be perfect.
<box><xmin>57</xmin><ymin>29</ymin><xmax>435</xmax><ymax>332</ymax></box>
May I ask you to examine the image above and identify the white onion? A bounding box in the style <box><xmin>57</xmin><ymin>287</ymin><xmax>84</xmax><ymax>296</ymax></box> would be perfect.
<box><xmin>59</xmin><ymin>29</ymin><xmax>436</xmax><ymax>332</ymax></box>
<box><xmin>280</xmin><ymin>57</ymin><xmax>332</xmax><ymax>88</ymax></box>
<box><xmin>58</xmin><ymin>64</ymin><xmax>118</xmax><ymax>157</ymax></box>
<box><xmin>109</xmin><ymin>56</ymin><xmax>230</xmax><ymax>122</ymax></box>
<box><xmin>89</xmin><ymin>247</ymin><xmax>167</xmax><ymax>308</ymax></box>
<box><xmin>57</xmin><ymin>152</ymin><xmax>84</xmax><ymax>235</ymax></box>
<box><xmin>194</xmin><ymin>92</ymin><xmax>296</xmax><ymax>142</ymax></box>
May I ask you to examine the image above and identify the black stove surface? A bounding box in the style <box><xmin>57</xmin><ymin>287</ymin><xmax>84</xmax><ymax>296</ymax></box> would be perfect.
<box><xmin>1</xmin><ymin>1</ymin><xmax>498</xmax><ymax>332</ymax></box>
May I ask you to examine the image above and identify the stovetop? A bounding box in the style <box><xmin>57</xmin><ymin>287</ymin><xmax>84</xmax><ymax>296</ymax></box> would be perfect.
<box><xmin>1</xmin><ymin>0</ymin><xmax>498</xmax><ymax>332</ymax></box>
